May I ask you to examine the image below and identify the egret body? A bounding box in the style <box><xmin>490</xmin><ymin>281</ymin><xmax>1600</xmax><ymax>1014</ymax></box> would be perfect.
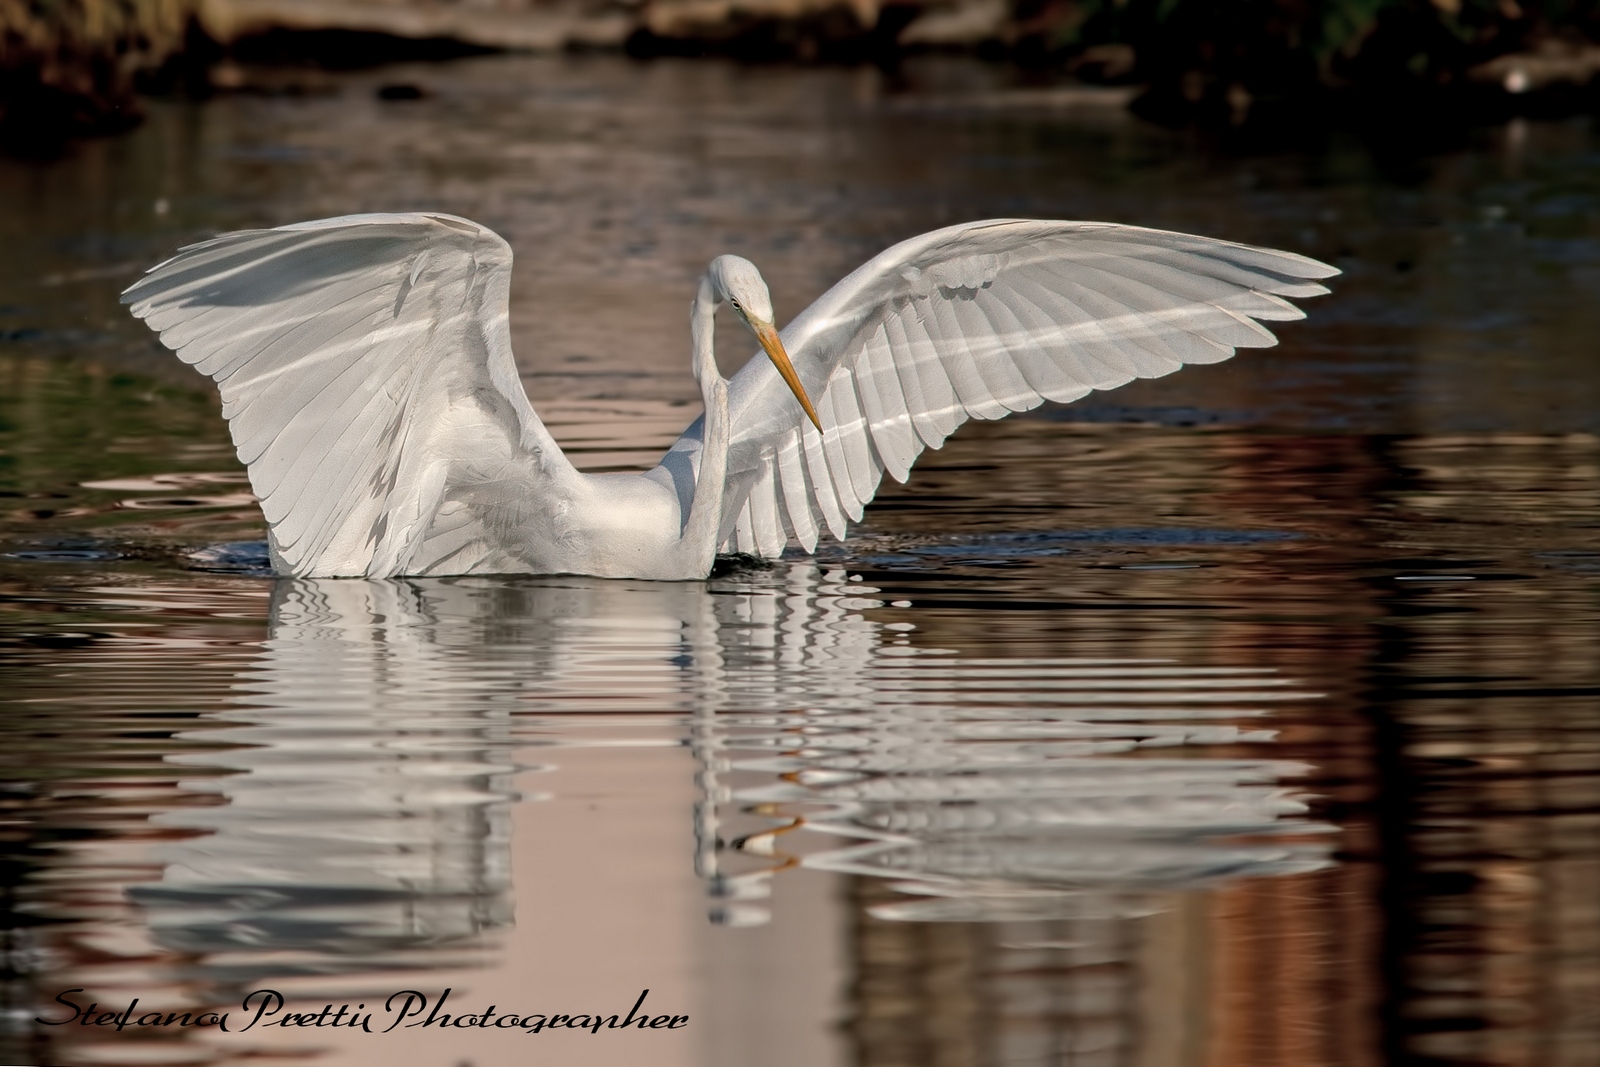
<box><xmin>123</xmin><ymin>216</ymin><xmax>1336</xmax><ymax>579</ymax></box>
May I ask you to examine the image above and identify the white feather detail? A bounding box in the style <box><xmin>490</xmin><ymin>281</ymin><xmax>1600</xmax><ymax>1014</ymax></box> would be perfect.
<box><xmin>672</xmin><ymin>219</ymin><xmax>1337</xmax><ymax>559</ymax></box>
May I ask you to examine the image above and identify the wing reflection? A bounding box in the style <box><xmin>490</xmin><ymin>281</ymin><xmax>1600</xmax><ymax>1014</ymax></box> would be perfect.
<box><xmin>678</xmin><ymin>568</ymin><xmax>1332</xmax><ymax>925</ymax></box>
<box><xmin>131</xmin><ymin>579</ymin><xmax>521</xmax><ymax>976</ymax></box>
<box><xmin>130</xmin><ymin>561</ymin><xmax>1330</xmax><ymax>978</ymax></box>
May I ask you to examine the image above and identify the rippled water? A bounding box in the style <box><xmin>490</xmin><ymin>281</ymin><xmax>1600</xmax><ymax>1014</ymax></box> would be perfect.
<box><xmin>3</xmin><ymin>53</ymin><xmax>1600</xmax><ymax>1067</ymax></box>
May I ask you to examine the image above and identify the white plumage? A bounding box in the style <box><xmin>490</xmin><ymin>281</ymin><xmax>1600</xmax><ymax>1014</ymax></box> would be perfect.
<box><xmin>123</xmin><ymin>214</ymin><xmax>1336</xmax><ymax>579</ymax></box>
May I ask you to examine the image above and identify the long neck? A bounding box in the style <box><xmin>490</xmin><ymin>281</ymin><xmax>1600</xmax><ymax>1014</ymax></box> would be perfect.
<box><xmin>680</xmin><ymin>276</ymin><xmax>729</xmax><ymax>568</ymax></box>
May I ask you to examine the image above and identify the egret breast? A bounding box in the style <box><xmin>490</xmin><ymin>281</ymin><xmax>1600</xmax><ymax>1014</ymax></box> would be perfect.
<box><xmin>558</xmin><ymin>472</ymin><xmax>688</xmax><ymax>579</ymax></box>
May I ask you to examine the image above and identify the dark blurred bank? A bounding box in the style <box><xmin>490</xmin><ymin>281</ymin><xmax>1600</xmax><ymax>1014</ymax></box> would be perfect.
<box><xmin>9</xmin><ymin>0</ymin><xmax>1600</xmax><ymax>148</ymax></box>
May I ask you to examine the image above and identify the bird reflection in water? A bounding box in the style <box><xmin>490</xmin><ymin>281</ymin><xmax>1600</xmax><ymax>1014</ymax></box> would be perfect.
<box><xmin>679</xmin><ymin>568</ymin><xmax>1333</xmax><ymax>926</ymax></box>
<box><xmin>130</xmin><ymin>559</ymin><xmax>1331</xmax><ymax>982</ymax></box>
<box><xmin>129</xmin><ymin>579</ymin><xmax>521</xmax><ymax>978</ymax></box>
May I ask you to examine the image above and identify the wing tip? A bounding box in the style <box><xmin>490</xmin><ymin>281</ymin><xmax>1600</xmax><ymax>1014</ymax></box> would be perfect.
<box><xmin>274</xmin><ymin>210</ymin><xmax>492</xmax><ymax>239</ymax></box>
<box><xmin>1282</xmin><ymin>257</ymin><xmax>1341</xmax><ymax>282</ymax></box>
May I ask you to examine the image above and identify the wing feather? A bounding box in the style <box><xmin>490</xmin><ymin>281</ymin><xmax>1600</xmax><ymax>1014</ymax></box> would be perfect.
<box><xmin>800</xmin><ymin>419</ymin><xmax>849</xmax><ymax>541</ymax></box>
<box><xmin>755</xmin><ymin>465</ymin><xmax>788</xmax><ymax>558</ymax></box>
<box><xmin>962</xmin><ymin>293</ymin><xmax>1044</xmax><ymax>412</ymax></box>
<box><xmin>932</xmin><ymin>297</ymin><xmax>1013</xmax><ymax>419</ymax></box>
<box><xmin>1006</xmin><ymin>273</ymin><xmax>1172</xmax><ymax>383</ymax></box>
<box><xmin>123</xmin><ymin>212</ymin><xmax>579</xmax><ymax>577</ymax></box>
<box><xmin>892</xmin><ymin>312</ymin><xmax>961</xmax><ymax>443</ymax></box>
<box><xmin>835</xmin><ymin>376</ymin><xmax>883</xmax><ymax>509</ymax></box>
<box><xmin>775</xmin><ymin>429</ymin><xmax>820</xmax><ymax>552</ymax></box>
<box><xmin>1030</xmin><ymin>275</ymin><xmax>1189</xmax><ymax>379</ymax></box>
<box><xmin>662</xmin><ymin>219</ymin><xmax>1337</xmax><ymax>559</ymax></box>
<box><xmin>976</xmin><ymin>284</ymin><xmax>1076</xmax><ymax>401</ymax></box>
<box><xmin>854</xmin><ymin>323</ymin><xmax>921</xmax><ymax>483</ymax></box>
<box><xmin>812</xmin><ymin>378</ymin><xmax>859</xmax><ymax>522</ymax></box>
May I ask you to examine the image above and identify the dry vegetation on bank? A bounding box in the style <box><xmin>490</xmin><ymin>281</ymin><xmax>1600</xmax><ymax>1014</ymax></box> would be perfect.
<box><xmin>1</xmin><ymin>0</ymin><xmax>194</xmax><ymax>142</ymax></box>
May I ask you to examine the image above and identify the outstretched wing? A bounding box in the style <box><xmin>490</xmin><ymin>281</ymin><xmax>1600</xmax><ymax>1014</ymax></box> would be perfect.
<box><xmin>123</xmin><ymin>213</ymin><xmax>580</xmax><ymax>578</ymax></box>
<box><xmin>674</xmin><ymin>219</ymin><xmax>1337</xmax><ymax>556</ymax></box>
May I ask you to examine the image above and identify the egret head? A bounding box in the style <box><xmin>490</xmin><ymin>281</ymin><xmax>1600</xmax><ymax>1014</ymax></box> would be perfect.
<box><xmin>708</xmin><ymin>255</ymin><xmax>822</xmax><ymax>432</ymax></box>
<box><xmin>708</xmin><ymin>255</ymin><xmax>775</xmax><ymax>326</ymax></box>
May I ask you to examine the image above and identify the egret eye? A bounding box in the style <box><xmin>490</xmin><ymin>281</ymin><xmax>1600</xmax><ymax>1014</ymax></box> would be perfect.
<box><xmin>729</xmin><ymin>298</ymin><xmax>742</xmax><ymax>311</ymax></box>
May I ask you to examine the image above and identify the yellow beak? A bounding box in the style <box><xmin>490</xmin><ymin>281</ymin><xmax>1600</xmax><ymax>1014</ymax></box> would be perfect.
<box><xmin>753</xmin><ymin>321</ymin><xmax>823</xmax><ymax>433</ymax></box>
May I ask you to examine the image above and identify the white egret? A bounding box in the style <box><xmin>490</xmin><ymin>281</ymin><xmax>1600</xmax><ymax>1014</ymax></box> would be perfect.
<box><xmin>122</xmin><ymin>215</ymin><xmax>1337</xmax><ymax>579</ymax></box>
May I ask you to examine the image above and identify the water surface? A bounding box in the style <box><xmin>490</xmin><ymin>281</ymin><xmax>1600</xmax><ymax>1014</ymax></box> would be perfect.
<box><xmin>2</xmin><ymin>54</ymin><xmax>1599</xmax><ymax>1067</ymax></box>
